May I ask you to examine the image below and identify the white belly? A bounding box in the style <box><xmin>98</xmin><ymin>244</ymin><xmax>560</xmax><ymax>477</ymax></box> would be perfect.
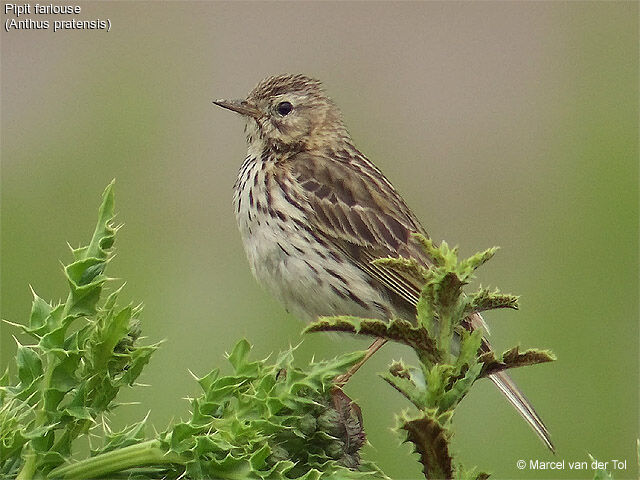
<box><xmin>233</xmin><ymin>157</ymin><xmax>387</xmax><ymax>322</ymax></box>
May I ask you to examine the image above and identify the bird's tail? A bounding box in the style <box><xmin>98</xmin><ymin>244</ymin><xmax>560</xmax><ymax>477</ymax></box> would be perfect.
<box><xmin>488</xmin><ymin>370</ymin><xmax>555</xmax><ymax>453</ymax></box>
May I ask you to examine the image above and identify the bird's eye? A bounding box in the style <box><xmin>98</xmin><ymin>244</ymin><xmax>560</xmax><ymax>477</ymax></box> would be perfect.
<box><xmin>276</xmin><ymin>101</ymin><xmax>293</xmax><ymax>116</ymax></box>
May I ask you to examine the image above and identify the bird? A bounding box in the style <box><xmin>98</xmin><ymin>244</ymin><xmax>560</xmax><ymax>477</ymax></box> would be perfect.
<box><xmin>213</xmin><ymin>73</ymin><xmax>553</xmax><ymax>452</ymax></box>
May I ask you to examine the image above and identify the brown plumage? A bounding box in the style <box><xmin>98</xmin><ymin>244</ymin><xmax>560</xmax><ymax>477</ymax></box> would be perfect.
<box><xmin>214</xmin><ymin>73</ymin><xmax>553</xmax><ymax>452</ymax></box>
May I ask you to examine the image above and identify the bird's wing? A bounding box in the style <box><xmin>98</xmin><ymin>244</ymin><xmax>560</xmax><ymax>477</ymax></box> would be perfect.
<box><xmin>280</xmin><ymin>151</ymin><xmax>431</xmax><ymax>312</ymax></box>
<box><xmin>277</xmin><ymin>151</ymin><xmax>554</xmax><ymax>452</ymax></box>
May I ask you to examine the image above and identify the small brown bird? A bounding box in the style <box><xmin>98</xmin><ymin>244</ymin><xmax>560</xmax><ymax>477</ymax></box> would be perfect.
<box><xmin>214</xmin><ymin>74</ymin><xmax>553</xmax><ymax>452</ymax></box>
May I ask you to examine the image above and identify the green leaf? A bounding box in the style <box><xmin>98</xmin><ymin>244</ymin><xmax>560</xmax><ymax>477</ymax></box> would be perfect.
<box><xmin>61</xmin><ymin>181</ymin><xmax>116</xmax><ymax>319</ymax></box>
<box><xmin>118</xmin><ymin>343</ymin><xmax>158</xmax><ymax>386</ymax></box>
<box><xmin>49</xmin><ymin>349</ymin><xmax>81</xmax><ymax>392</ymax></box>
<box><xmin>416</xmin><ymin>287</ymin><xmax>437</xmax><ymax>335</ymax></box>
<box><xmin>23</xmin><ymin>303</ymin><xmax>64</xmax><ymax>342</ymax></box>
<box><xmin>91</xmin><ymin>305</ymin><xmax>132</xmax><ymax>371</ymax></box>
<box><xmin>380</xmin><ymin>367</ymin><xmax>426</xmax><ymax>410</ymax></box>
<box><xmin>455</xmin><ymin>330</ymin><xmax>482</xmax><ymax>370</ymax></box>
<box><xmin>65</xmin><ymin>260</ymin><xmax>108</xmax><ymax>317</ymax></box>
<box><xmin>250</xmin><ymin>443</ymin><xmax>272</xmax><ymax>471</ymax></box>
<box><xmin>171</xmin><ymin>422</ymin><xmax>201</xmax><ymax>453</ymax></box>
<box><xmin>433</xmin><ymin>271</ymin><xmax>465</xmax><ymax>310</ymax></box>
<box><xmin>15</xmin><ymin>345</ymin><xmax>42</xmax><ymax>388</ymax></box>
<box><xmin>0</xmin><ymin>397</ymin><xmax>31</xmax><ymax>463</ymax></box>
<box><xmin>456</xmin><ymin>465</ymin><xmax>491</xmax><ymax>480</ymax></box>
<box><xmin>479</xmin><ymin>347</ymin><xmax>556</xmax><ymax>377</ymax></box>
<box><xmin>63</xmin><ymin>406</ymin><xmax>93</xmax><ymax>421</ymax></box>
<box><xmin>439</xmin><ymin>363</ymin><xmax>482</xmax><ymax>411</ymax></box>
<box><xmin>27</xmin><ymin>290</ymin><xmax>52</xmax><ymax>334</ymax></box>
<box><xmin>424</xmin><ymin>365</ymin><xmax>449</xmax><ymax>408</ymax></box>
<box><xmin>227</xmin><ymin>339</ymin><xmax>260</xmax><ymax>376</ymax></box>
<box><xmin>411</xmin><ymin>234</ymin><xmax>459</xmax><ymax>268</ymax></box>
<box><xmin>398</xmin><ymin>411</ymin><xmax>453</xmax><ymax>480</ymax></box>
<box><xmin>98</xmin><ymin>414</ymin><xmax>148</xmax><ymax>455</ymax></box>
<box><xmin>305</xmin><ymin>317</ymin><xmax>440</xmax><ymax>362</ymax></box>
<box><xmin>458</xmin><ymin>247</ymin><xmax>498</xmax><ymax>281</ymax></box>
<box><xmin>468</xmin><ymin>287</ymin><xmax>519</xmax><ymax>313</ymax></box>
<box><xmin>85</xmin><ymin>180</ymin><xmax>117</xmax><ymax>262</ymax></box>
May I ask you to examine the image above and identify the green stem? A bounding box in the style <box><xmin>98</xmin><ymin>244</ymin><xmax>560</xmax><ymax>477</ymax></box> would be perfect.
<box><xmin>47</xmin><ymin>439</ymin><xmax>186</xmax><ymax>480</ymax></box>
<box><xmin>15</xmin><ymin>452</ymin><xmax>37</xmax><ymax>480</ymax></box>
<box><xmin>438</xmin><ymin>312</ymin><xmax>452</xmax><ymax>359</ymax></box>
<box><xmin>51</xmin><ymin>419</ymin><xmax>88</xmax><ymax>455</ymax></box>
<box><xmin>16</xmin><ymin>292</ymin><xmax>76</xmax><ymax>480</ymax></box>
<box><xmin>37</xmin><ymin>291</ymin><xmax>74</xmax><ymax>425</ymax></box>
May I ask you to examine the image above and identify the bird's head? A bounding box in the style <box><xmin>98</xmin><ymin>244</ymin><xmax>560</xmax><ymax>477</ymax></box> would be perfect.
<box><xmin>214</xmin><ymin>74</ymin><xmax>349</xmax><ymax>153</ymax></box>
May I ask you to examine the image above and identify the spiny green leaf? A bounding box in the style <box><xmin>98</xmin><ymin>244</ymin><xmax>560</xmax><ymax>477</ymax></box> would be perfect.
<box><xmin>20</xmin><ymin>303</ymin><xmax>63</xmax><ymax>340</ymax></box>
<box><xmin>159</xmin><ymin>342</ymin><xmax>385</xmax><ymax>479</ymax></box>
<box><xmin>411</xmin><ymin>234</ymin><xmax>459</xmax><ymax>268</ymax></box>
<box><xmin>250</xmin><ymin>443</ymin><xmax>272</xmax><ymax>471</ymax></box>
<box><xmin>380</xmin><ymin>368</ymin><xmax>425</xmax><ymax>410</ymax></box>
<box><xmin>398</xmin><ymin>411</ymin><xmax>453</xmax><ymax>480</ymax></box>
<box><xmin>479</xmin><ymin>347</ymin><xmax>556</xmax><ymax>377</ymax></box>
<box><xmin>66</xmin><ymin>258</ymin><xmax>105</xmax><ymax>287</ymax></box>
<box><xmin>85</xmin><ymin>180</ymin><xmax>116</xmax><ymax>262</ymax></box>
<box><xmin>90</xmin><ymin>305</ymin><xmax>132</xmax><ymax>371</ymax></box>
<box><xmin>439</xmin><ymin>363</ymin><xmax>482</xmax><ymax>411</ymax></box>
<box><xmin>455</xmin><ymin>330</ymin><xmax>483</xmax><ymax>370</ymax></box>
<box><xmin>40</xmin><ymin>325</ymin><xmax>68</xmax><ymax>351</ymax></box>
<box><xmin>416</xmin><ymin>287</ymin><xmax>437</xmax><ymax>335</ymax></box>
<box><xmin>27</xmin><ymin>290</ymin><xmax>52</xmax><ymax>335</ymax></box>
<box><xmin>0</xmin><ymin>397</ymin><xmax>31</xmax><ymax>463</ymax></box>
<box><xmin>48</xmin><ymin>350</ymin><xmax>81</xmax><ymax>393</ymax></box>
<box><xmin>65</xmin><ymin>270</ymin><xmax>108</xmax><ymax>317</ymax></box>
<box><xmin>458</xmin><ymin>247</ymin><xmax>499</xmax><ymax>280</ymax></box>
<box><xmin>195</xmin><ymin>368</ymin><xmax>220</xmax><ymax>392</ymax></box>
<box><xmin>456</xmin><ymin>465</ymin><xmax>491</xmax><ymax>480</ymax></box>
<box><xmin>432</xmin><ymin>271</ymin><xmax>465</xmax><ymax>310</ymax></box>
<box><xmin>42</xmin><ymin>387</ymin><xmax>65</xmax><ymax>415</ymax></box>
<box><xmin>424</xmin><ymin>365</ymin><xmax>450</xmax><ymax>408</ymax></box>
<box><xmin>62</xmin><ymin>181</ymin><xmax>116</xmax><ymax>320</ymax></box>
<box><xmin>469</xmin><ymin>287</ymin><xmax>519</xmax><ymax>313</ymax></box>
<box><xmin>170</xmin><ymin>422</ymin><xmax>201</xmax><ymax>453</ymax></box>
<box><xmin>15</xmin><ymin>345</ymin><xmax>42</xmax><ymax>388</ymax></box>
<box><xmin>305</xmin><ymin>317</ymin><xmax>440</xmax><ymax>361</ymax></box>
<box><xmin>63</xmin><ymin>406</ymin><xmax>93</xmax><ymax>421</ymax></box>
<box><xmin>118</xmin><ymin>343</ymin><xmax>158</xmax><ymax>386</ymax></box>
<box><xmin>227</xmin><ymin>339</ymin><xmax>262</xmax><ymax>377</ymax></box>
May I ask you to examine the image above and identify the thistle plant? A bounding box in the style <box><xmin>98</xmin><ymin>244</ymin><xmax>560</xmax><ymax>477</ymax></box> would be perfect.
<box><xmin>1</xmin><ymin>183</ymin><xmax>560</xmax><ymax>480</ymax></box>
<box><xmin>2</xmin><ymin>181</ymin><xmax>158</xmax><ymax>480</ymax></box>
<box><xmin>305</xmin><ymin>236</ymin><xmax>556</xmax><ymax>479</ymax></box>
<box><xmin>0</xmin><ymin>183</ymin><xmax>387</xmax><ymax>480</ymax></box>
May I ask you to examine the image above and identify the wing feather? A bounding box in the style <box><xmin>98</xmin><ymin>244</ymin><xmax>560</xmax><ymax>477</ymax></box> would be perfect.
<box><xmin>284</xmin><ymin>152</ymin><xmax>429</xmax><ymax>308</ymax></box>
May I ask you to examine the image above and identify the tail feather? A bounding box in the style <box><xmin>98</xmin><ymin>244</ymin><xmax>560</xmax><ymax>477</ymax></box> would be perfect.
<box><xmin>489</xmin><ymin>370</ymin><xmax>555</xmax><ymax>453</ymax></box>
<box><xmin>466</xmin><ymin>312</ymin><xmax>554</xmax><ymax>452</ymax></box>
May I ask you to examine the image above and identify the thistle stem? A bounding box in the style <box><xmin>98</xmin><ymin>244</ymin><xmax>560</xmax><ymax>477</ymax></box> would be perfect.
<box><xmin>47</xmin><ymin>439</ymin><xmax>186</xmax><ymax>479</ymax></box>
<box><xmin>16</xmin><ymin>292</ymin><xmax>76</xmax><ymax>480</ymax></box>
<box><xmin>15</xmin><ymin>453</ymin><xmax>36</xmax><ymax>480</ymax></box>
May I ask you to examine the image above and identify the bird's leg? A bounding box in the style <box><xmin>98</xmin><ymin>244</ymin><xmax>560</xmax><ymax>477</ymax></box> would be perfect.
<box><xmin>333</xmin><ymin>337</ymin><xmax>388</xmax><ymax>388</ymax></box>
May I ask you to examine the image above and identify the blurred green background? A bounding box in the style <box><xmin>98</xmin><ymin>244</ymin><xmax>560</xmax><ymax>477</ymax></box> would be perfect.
<box><xmin>1</xmin><ymin>2</ymin><xmax>637</xmax><ymax>478</ymax></box>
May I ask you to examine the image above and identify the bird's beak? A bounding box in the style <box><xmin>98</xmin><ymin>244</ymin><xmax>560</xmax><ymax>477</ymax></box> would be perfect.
<box><xmin>213</xmin><ymin>99</ymin><xmax>260</xmax><ymax>119</ymax></box>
